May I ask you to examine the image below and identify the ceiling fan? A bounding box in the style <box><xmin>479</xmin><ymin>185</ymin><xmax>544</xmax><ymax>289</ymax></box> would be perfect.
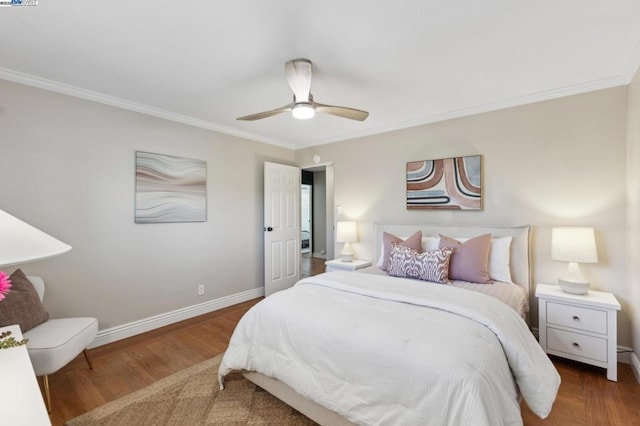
<box><xmin>236</xmin><ymin>58</ymin><xmax>369</xmax><ymax>122</ymax></box>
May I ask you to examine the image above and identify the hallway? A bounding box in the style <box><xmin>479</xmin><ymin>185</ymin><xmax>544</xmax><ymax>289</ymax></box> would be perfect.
<box><xmin>301</xmin><ymin>254</ymin><xmax>325</xmax><ymax>278</ymax></box>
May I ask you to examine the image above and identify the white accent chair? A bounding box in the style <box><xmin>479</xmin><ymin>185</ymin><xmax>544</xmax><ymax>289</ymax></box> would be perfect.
<box><xmin>23</xmin><ymin>276</ymin><xmax>98</xmax><ymax>413</ymax></box>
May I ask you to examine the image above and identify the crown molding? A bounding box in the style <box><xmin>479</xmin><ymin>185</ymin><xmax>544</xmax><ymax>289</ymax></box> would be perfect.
<box><xmin>302</xmin><ymin>74</ymin><xmax>630</xmax><ymax>149</ymax></box>
<box><xmin>1</xmin><ymin>65</ymin><xmax>633</xmax><ymax>152</ymax></box>
<box><xmin>0</xmin><ymin>67</ymin><xmax>296</xmax><ymax>150</ymax></box>
<box><xmin>621</xmin><ymin>37</ymin><xmax>640</xmax><ymax>83</ymax></box>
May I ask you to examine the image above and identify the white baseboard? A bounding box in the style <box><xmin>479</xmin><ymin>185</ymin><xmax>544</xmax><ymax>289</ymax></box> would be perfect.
<box><xmin>617</xmin><ymin>346</ymin><xmax>633</xmax><ymax>364</ymax></box>
<box><xmin>631</xmin><ymin>352</ymin><xmax>640</xmax><ymax>384</ymax></box>
<box><xmin>89</xmin><ymin>287</ymin><xmax>264</xmax><ymax>348</ymax></box>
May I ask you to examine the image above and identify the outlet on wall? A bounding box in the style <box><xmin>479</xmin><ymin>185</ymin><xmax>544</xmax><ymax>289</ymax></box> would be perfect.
<box><xmin>198</xmin><ymin>284</ymin><xmax>205</xmax><ymax>296</ymax></box>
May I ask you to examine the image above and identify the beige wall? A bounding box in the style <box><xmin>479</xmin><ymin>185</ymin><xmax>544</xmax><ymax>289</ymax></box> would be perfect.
<box><xmin>296</xmin><ymin>87</ymin><xmax>632</xmax><ymax>347</ymax></box>
<box><xmin>1</xmin><ymin>76</ymin><xmax>636</xmax><ymax>354</ymax></box>
<box><xmin>627</xmin><ymin>68</ymin><xmax>640</xmax><ymax>368</ymax></box>
<box><xmin>0</xmin><ymin>80</ymin><xmax>294</xmax><ymax>329</ymax></box>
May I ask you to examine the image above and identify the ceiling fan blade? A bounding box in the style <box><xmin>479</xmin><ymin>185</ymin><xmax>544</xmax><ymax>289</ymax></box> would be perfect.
<box><xmin>313</xmin><ymin>102</ymin><xmax>369</xmax><ymax>121</ymax></box>
<box><xmin>285</xmin><ymin>58</ymin><xmax>312</xmax><ymax>103</ymax></box>
<box><xmin>236</xmin><ymin>104</ymin><xmax>293</xmax><ymax>121</ymax></box>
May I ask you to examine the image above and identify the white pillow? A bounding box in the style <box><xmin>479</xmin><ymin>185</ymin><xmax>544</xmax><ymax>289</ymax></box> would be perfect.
<box><xmin>376</xmin><ymin>236</ymin><xmax>440</xmax><ymax>267</ymax></box>
<box><xmin>422</xmin><ymin>236</ymin><xmax>440</xmax><ymax>251</ymax></box>
<box><xmin>454</xmin><ymin>236</ymin><xmax>513</xmax><ymax>283</ymax></box>
<box><xmin>489</xmin><ymin>237</ymin><xmax>513</xmax><ymax>283</ymax></box>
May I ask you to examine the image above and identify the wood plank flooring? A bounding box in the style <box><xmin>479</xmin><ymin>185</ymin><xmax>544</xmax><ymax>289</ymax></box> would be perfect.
<box><xmin>46</xmin><ymin>299</ymin><xmax>257</xmax><ymax>426</ymax></box>
<box><xmin>301</xmin><ymin>253</ymin><xmax>325</xmax><ymax>278</ymax></box>
<box><xmin>47</xmin><ymin>256</ymin><xmax>639</xmax><ymax>425</ymax></box>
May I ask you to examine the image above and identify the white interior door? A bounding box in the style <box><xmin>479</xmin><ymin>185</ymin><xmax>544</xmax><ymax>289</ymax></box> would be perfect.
<box><xmin>264</xmin><ymin>162</ymin><xmax>301</xmax><ymax>296</ymax></box>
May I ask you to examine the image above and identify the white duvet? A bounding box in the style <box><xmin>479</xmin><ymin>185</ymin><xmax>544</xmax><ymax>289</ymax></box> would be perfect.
<box><xmin>219</xmin><ymin>271</ymin><xmax>560</xmax><ymax>426</ymax></box>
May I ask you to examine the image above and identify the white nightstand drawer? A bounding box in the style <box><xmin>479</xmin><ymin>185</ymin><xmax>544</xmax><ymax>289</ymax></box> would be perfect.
<box><xmin>546</xmin><ymin>301</ymin><xmax>607</xmax><ymax>334</ymax></box>
<box><xmin>546</xmin><ymin>327</ymin><xmax>607</xmax><ymax>362</ymax></box>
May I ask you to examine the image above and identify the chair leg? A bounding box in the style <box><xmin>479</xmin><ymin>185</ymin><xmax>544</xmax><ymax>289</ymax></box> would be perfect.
<box><xmin>43</xmin><ymin>374</ymin><xmax>52</xmax><ymax>414</ymax></box>
<box><xmin>39</xmin><ymin>351</ymin><xmax>93</xmax><ymax>414</ymax></box>
<box><xmin>83</xmin><ymin>348</ymin><xmax>94</xmax><ymax>370</ymax></box>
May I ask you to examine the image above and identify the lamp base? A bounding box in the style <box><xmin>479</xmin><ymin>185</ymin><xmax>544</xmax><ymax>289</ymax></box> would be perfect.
<box><xmin>340</xmin><ymin>253</ymin><xmax>354</xmax><ymax>262</ymax></box>
<box><xmin>340</xmin><ymin>242</ymin><xmax>354</xmax><ymax>262</ymax></box>
<box><xmin>558</xmin><ymin>279</ymin><xmax>590</xmax><ymax>295</ymax></box>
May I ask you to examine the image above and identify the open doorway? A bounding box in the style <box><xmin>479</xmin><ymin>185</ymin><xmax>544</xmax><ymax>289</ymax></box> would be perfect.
<box><xmin>301</xmin><ymin>164</ymin><xmax>334</xmax><ymax>277</ymax></box>
<box><xmin>301</xmin><ymin>183</ymin><xmax>312</xmax><ymax>254</ymax></box>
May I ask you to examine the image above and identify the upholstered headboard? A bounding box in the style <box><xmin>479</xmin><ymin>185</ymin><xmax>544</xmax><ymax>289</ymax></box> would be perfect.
<box><xmin>372</xmin><ymin>223</ymin><xmax>532</xmax><ymax>297</ymax></box>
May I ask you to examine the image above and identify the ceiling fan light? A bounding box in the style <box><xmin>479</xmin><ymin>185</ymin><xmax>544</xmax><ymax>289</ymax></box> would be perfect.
<box><xmin>292</xmin><ymin>103</ymin><xmax>315</xmax><ymax>120</ymax></box>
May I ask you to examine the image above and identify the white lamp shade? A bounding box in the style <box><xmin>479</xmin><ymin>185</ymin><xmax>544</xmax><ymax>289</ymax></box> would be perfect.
<box><xmin>0</xmin><ymin>209</ymin><xmax>71</xmax><ymax>267</ymax></box>
<box><xmin>551</xmin><ymin>227</ymin><xmax>597</xmax><ymax>263</ymax></box>
<box><xmin>336</xmin><ymin>221</ymin><xmax>358</xmax><ymax>243</ymax></box>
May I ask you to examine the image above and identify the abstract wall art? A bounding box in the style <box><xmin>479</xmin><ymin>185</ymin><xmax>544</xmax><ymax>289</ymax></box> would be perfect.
<box><xmin>406</xmin><ymin>155</ymin><xmax>482</xmax><ymax>210</ymax></box>
<box><xmin>135</xmin><ymin>151</ymin><xmax>207</xmax><ymax>223</ymax></box>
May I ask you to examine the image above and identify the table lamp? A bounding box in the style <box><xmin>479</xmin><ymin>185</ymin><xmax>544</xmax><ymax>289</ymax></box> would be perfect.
<box><xmin>336</xmin><ymin>221</ymin><xmax>357</xmax><ymax>262</ymax></box>
<box><xmin>551</xmin><ymin>227</ymin><xmax>597</xmax><ymax>294</ymax></box>
<box><xmin>0</xmin><ymin>209</ymin><xmax>71</xmax><ymax>267</ymax></box>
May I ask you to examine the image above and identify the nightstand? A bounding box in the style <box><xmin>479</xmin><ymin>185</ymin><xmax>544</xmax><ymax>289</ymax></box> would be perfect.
<box><xmin>325</xmin><ymin>259</ymin><xmax>372</xmax><ymax>272</ymax></box>
<box><xmin>0</xmin><ymin>325</ymin><xmax>51</xmax><ymax>425</ymax></box>
<box><xmin>536</xmin><ymin>283</ymin><xmax>621</xmax><ymax>381</ymax></box>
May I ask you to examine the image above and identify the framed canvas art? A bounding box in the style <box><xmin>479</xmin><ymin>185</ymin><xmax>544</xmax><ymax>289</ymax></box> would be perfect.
<box><xmin>406</xmin><ymin>155</ymin><xmax>482</xmax><ymax>210</ymax></box>
<box><xmin>135</xmin><ymin>151</ymin><xmax>207</xmax><ymax>223</ymax></box>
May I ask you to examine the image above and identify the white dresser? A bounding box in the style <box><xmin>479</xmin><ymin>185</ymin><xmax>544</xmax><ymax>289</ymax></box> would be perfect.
<box><xmin>0</xmin><ymin>325</ymin><xmax>51</xmax><ymax>425</ymax></box>
<box><xmin>536</xmin><ymin>283</ymin><xmax>621</xmax><ymax>381</ymax></box>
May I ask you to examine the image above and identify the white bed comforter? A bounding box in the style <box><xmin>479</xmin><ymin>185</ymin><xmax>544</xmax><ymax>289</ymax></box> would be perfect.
<box><xmin>219</xmin><ymin>271</ymin><xmax>560</xmax><ymax>426</ymax></box>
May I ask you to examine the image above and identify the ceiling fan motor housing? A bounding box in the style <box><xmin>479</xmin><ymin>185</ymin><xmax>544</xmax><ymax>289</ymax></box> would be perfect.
<box><xmin>236</xmin><ymin>58</ymin><xmax>368</xmax><ymax>121</ymax></box>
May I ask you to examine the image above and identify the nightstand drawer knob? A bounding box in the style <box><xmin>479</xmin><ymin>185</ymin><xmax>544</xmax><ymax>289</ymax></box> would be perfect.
<box><xmin>572</xmin><ymin>316</ymin><xmax>580</xmax><ymax>321</ymax></box>
<box><xmin>572</xmin><ymin>342</ymin><xmax>580</xmax><ymax>348</ymax></box>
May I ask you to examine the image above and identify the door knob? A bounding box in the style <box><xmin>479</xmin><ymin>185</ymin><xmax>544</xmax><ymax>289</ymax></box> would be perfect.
<box><xmin>265</xmin><ymin>227</ymin><xmax>273</xmax><ymax>232</ymax></box>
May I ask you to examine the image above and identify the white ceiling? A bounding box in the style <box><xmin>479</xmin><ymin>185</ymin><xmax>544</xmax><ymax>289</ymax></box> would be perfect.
<box><xmin>1</xmin><ymin>1</ymin><xmax>639</xmax><ymax>150</ymax></box>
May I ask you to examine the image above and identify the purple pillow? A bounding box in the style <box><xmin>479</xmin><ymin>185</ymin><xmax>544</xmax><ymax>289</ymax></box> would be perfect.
<box><xmin>439</xmin><ymin>233</ymin><xmax>492</xmax><ymax>284</ymax></box>
<box><xmin>388</xmin><ymin>245</ymin><xmax>454</xmax><ymax>284</ymax></box>
<box><xmin>381</xmin><ymin>230</ymin><xmax>422</xmax><ymax>271</ymax></box>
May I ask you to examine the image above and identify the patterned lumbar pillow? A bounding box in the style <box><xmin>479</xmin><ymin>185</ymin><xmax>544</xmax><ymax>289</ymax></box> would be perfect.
<box><xmin>387</xmin><ymin>244</ymin><xmax>454</xmax><ymax>284</ymax></box>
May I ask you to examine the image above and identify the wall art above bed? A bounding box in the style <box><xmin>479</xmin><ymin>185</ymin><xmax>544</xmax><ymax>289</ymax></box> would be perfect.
<box><xmin>135</xmin><ymin>151</ymin><xmax>207</xmax><ymax>223</ymax></box>
<box><xmin>406</xmin><ymin>154</ymin><xmax>482</xmax><ymax>210</ymax></box>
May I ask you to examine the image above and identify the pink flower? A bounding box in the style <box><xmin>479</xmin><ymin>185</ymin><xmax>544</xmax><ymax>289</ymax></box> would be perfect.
<box><xmin>0</xmin><ymin>271</ymin><xmax>11</xmax><ymax>301</ymax></box>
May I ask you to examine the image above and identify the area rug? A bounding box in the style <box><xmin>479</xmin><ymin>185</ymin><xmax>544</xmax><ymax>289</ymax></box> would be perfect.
<box><xmin>65</xmin><ymin>354</ymin><xmax>316</xmax><ymax>425</ymax></box>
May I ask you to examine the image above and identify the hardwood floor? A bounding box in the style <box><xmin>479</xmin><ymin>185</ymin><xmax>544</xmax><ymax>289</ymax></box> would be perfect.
<box><xmin>46</xmin><ymin>300</ymin><xmax>257</xmax><ymax>426</ymax></box>
<box><xmin>301</xmin><ymin>253</ymin><xmax>326</xmax><ymax>278</ymax></box>
<box><xmin>521</xmin><ymin>356</ymin><xmax>640</xmax><ymax>425</ymax></box>
<box><xmin>47</xmin><ymin>262</ymin><xmax>639</xmax><ymax>425</ymax></box>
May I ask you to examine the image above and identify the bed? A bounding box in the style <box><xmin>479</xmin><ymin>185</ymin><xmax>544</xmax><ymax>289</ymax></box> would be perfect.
<box><xmin>219</xmin><ymin>224</ymin><xmax>560</xmax><ymax>425</ymax></box>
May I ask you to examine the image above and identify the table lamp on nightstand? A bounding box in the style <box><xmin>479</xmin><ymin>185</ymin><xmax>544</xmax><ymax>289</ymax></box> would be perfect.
<box><xmin>551</xmin><ymin>227</ymin><xmax>598</xmax><ymax>295</ymax></box>
<box><xmin>336</xmin><ymin>221</ymin><xmax>358</xmax><ymax>262</ymax></box>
